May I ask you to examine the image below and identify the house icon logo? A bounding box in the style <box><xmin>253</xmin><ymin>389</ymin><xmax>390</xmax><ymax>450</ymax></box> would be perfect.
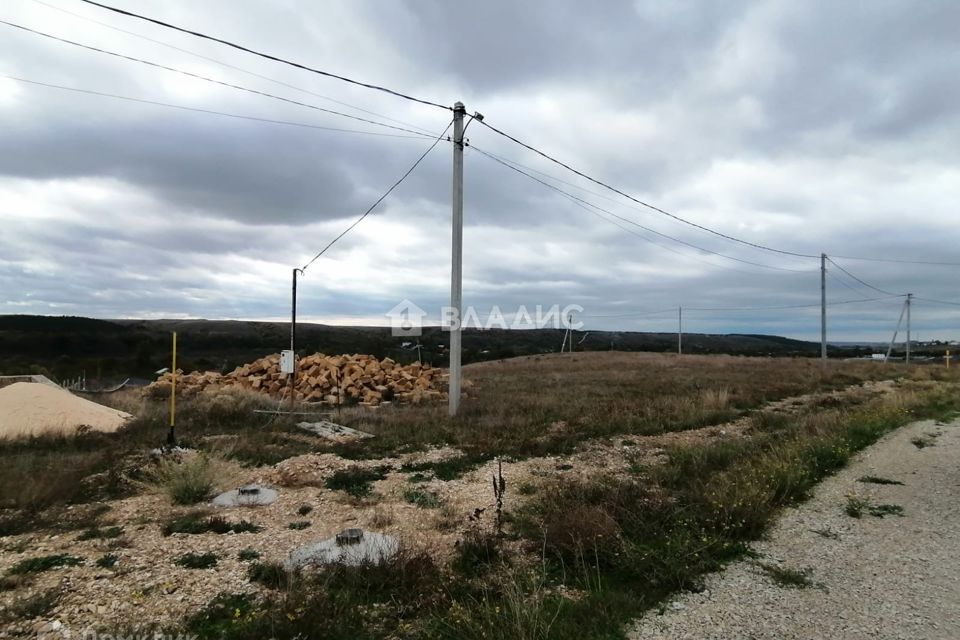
<box><xmin>385</xmin><ymin>299</ymin><xmax>428</xmax><ymax>337</ymax></box>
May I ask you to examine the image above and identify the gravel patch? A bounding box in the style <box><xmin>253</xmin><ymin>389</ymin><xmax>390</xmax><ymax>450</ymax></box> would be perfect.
<box><xmin>628</xmin><ymin>417</ymin><xmax>960</xmax><ymax>640</ymax></box>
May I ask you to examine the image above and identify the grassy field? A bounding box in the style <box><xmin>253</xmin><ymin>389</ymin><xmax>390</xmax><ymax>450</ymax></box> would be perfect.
<box><xmin>1</xmin><ymin>352</ymin><xmax>958</xmax><ymax>637</ymax></box>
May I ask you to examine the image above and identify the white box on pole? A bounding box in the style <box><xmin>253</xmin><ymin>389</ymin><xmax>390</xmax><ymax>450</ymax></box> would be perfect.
<box><xmin>280</xmin><ymin>349</ymin><xmax>295</xmax><ymax>374</ymax></box>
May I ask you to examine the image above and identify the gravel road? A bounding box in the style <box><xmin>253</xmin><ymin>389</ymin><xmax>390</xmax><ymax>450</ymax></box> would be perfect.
<box><xmin>628</xmin><ymin>417</ymin><xmax>960</xmax><ymax>640</ymax></box>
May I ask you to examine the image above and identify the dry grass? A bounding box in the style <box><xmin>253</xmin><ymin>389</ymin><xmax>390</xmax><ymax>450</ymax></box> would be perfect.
<box><xmin>141</xmin><ymin>450</ymin><xmax>246</xmax><ymax>505</ymax></box>
<box><xmin>336</xmin><ymin>353</ymin><xmax>941</xmax><ymax>458</ymax></box>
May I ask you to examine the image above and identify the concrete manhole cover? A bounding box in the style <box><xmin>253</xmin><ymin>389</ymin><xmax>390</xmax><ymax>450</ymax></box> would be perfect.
<box><xmin>212</xmin><ymin>484</ymin><xmax>278</xmax><ymax>507</ymax></box>
<box><xmin>285</xmin><ymin>529</ymin><xmax>398</xmax><ymax>569</ymax></box>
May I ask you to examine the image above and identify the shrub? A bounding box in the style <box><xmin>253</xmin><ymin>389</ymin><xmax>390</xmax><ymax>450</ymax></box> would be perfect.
<box><xmin>247</xmin><ymin>561</ymin><xmax>291</xmax><ymax>589</ymax></box>
<box><xmin>287</xmin><ymin>521</ymin><xmax>311</xmax><ymax>530</ymax></box>
<box><xmin>238</xmin><ymin>548</ymin><xmax>260</xmax><ymax>562</ymax></box>
<box><xmin>77</xmin><ymin>525</ymin><xmax>124</xmax><ymax>541</ymax></box>
<box><xmin>8</xmin><ymin>554</ymin><xmax>83</xmax><ymax>575</ymax></box>
<box><xmin>96</xmin><ymin>553</ymin><xmax>119</xmax><ymax>569</ymax></box>
<box><xmin>146</xmin><ymin>454</ymin><xmax>224</xmax><ymax>505</ymax></box>
<box><xmin>324</xmin><ymin>465</ymin><xmax>390</xmax><ymax>498</ymax></box>
<box><xmin>403</xmin><ymin>488</ymin><xmax>443</xmax><ymax>509</ymax></box>
<box><xmin>174</xmin><ymin>552</ymin><xmax>219</xmax><ymax>569</ymax></box>
<box><xmin>162</xmin><ymin>513</ymin><xmax>262</xmax><ymax>536</ymax></box>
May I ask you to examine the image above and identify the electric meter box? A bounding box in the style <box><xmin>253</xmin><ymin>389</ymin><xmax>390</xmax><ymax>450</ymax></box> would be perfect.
<box><xmin>280</xmin><ymin>350</ymin><xmax>295</xmax><ymax>374</ymax></box>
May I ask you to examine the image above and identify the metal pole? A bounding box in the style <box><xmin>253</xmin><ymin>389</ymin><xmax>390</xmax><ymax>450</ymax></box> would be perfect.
<box><xmin>678</xmin><ymin>305</ymin><xmax>683</xmax><ymax>355</ymax></box>
<box><xmin>821</xmin><ymin>253</ymin><xmax>827</xmax><ymax>360</ymax></box>
<box><xmin>449</xmin><ymin>102</ymin><xmax>466</xmax><ymax>416</ymax></box>
<box><xmin>906</xmin><ymin>293</ymin><xmax>912</xmax><ymax>364</ymax></box>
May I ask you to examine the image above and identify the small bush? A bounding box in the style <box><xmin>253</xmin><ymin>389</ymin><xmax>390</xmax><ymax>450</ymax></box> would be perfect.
<box><xmin>146</xmin><ymin>453</ymin><xmax>242</xmax><ymax>505</ymax></box>
<box><xmin>162</xmin><ymin>513</ymin><xmax>262</xmax><ymax>536</ymax></box>
<box><xmin>77</xmin><ymin>525</ymin><xmax>124</xmax><ymax>541</ymax></box>
<box><xmin>403</xmin><ymin>488</ymin><xmax>443</xmax><ymax>509</ymax></box>
<box><xmin>175</xmin><ymin>552</ymin><xmax>219</xmax><ymax>569</ymax></box>
<box><xmin>845</xmin><ymin>495</ymin><xmax>869</xmax><ymax>518</ymax></box>
<box><xmin>324</xmin><ymin>465</ymin><xmax>390</xmax><ymax>498</ymax></box>
<box><xmin>453</xmin><ymin>530</ymin><xmax>503</xmax><ymax>577</ymax></box>
<box><xmin>96</xmin><ymin>553</ymin><xmax>119</xmax><ymax>569</ymax></box>
<box><xmin>238</xmin><ymin>548</ymin><xmax>260</xmax><ymax>561</ymax></box>
<box><xmin>8</xmin><ymin>554</ymin><xmax>84</xmax><ymax>575</ymax></box>
<box><xmin>400</xmin><ymin>454</ymin><xmax>490</xmax><ymax>481</ymax></box>
<box><xmin>247</xmin><ymin>561</ymin><xmax>291</xmax><ymax>589</ymax></box>
<box><xmin>185</xmin><ymin>592</ymin><xmax>256</xmax><ymax>637</ymax></box>
<box><xmin>758</xmin><ymin>563</ymin><xmax>815</xmax><ymax>588</ymax></box>
<box><xmin>8</xmin><ymin>589</ymin><xmax>60</xmax><ymax>620</ymax></box>
<box><xmin>297</xmin><ymin>504</ymin><xmax>313</xmax><ymax>516</ymax></box>
<box><xmin>287</xmin><ymin>521</ymin><xmax>311</xmax><ymax>530</ymax></box>
<box><xmin>858</xmin><ymin>475</ymin><xmax>904</xmax><ymax>485</ymax></box>
<box><xmin>869</xmin><ymin>503</ymin><xmax>904</xmax><ymax>518</ymax></box>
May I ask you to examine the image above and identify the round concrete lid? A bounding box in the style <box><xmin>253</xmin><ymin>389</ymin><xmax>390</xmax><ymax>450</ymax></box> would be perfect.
<box><xmin>285</xmin><ymin>530</ymin><xmax>398</xmax><ymax>569</ymax></box>
<box><xmin>211</xmin><ymin>484</ymin><xmax>278</xmax><ymax>507</ymax></box>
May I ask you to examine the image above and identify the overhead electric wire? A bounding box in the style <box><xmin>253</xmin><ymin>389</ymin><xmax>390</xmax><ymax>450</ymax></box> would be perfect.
<box><xmin>824</xmin><ymin>256</ymin><xmax>902</xmax><ymax>297</ymax></box>
<box><xmin>581</xmin><ymin>307</ymin><xmax>677</xmax><ymax>319</ymax></box>
<box><xmin>471</xmin><ymin>145</ymin><xmax>812</xmax><ymax>273</ymax></box>
<box><xmin>299</xmin><ymin>119</ymin><xmax>454</xmax><ymax>272</ymax></box>
<box><xmin>0</xmin><ymin>20</ymin><xmax>432</xmax><ymax>138</ymax></box>
<box><xmin>477</xmin><ymin>120</ymin><xmax>819</xmax><ymax>259</ymax></box>
<box><xmin>78</xmin><ymin>0</ymin><xmax>452</xmax><ymax>111</ymax></box>
<box><xmin>29</xmin><ymin>0</ymin><xmax>437</xmax><ymax>137</ymax></box>
<box><xmin>824</xmin><ymin>268</ymin><xmax>878</xmax><ymax>299</ymax></box>
<box><xmin>474</xmin><ymin>146</ymin><xmax>815</xmax><ymax>273</ymax></box>
<box><xmin>913</xmin><ymin>297</ymin><xmax>960</xmax><ymax>307</ymax></box>
<box><xmin>685</xmin><ymin>295</ymin><xmax>904</xmax><ymax>312</ymax></box>
<box><xmin>2</xmin><ymin>74</ymin><xmax>431</xmax><ymax>139</ymax></box>
<box><xmin>825</xmin><ymin>254</ymin><xmax>960</xmax><ymax>267</ymax></box>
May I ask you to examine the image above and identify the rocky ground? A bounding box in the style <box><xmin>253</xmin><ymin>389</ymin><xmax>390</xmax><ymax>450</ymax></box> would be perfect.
<box><xmin>0</xmin><ymin>378</ymin><xmax>913</xmax><ymax>637</ymax></box>
<box><xmin>628</xmin><ymin>415</ymin><xmax>960</xmax><ymax>640</ymax></box>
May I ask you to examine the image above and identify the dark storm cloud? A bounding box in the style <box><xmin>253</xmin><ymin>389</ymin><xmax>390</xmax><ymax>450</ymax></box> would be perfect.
<box><xmin>1</xmin><ymin>0</ymin><xmax>958</xmax><ymax>341</ymax></box>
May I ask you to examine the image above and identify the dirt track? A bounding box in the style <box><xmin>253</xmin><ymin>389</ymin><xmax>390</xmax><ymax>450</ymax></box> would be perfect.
<box><xmin>629</xmin><ymin>416</ymin><xmax>960</xmax><ymax>640</ymax></box>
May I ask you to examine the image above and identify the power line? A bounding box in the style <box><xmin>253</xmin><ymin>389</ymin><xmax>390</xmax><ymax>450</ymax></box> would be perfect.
<box><xmin>29</xmin><ymin>0</ymin><xmax>436</xmax><ymax>137</ymax></box>
<box><xmin>2</xmin><ymin>74</ymin><xmax>431</xmax><ymax>139</ymax></box>
<box><xmin>78</xmin><ymin>0</ymin><xmax>452</xmax><ymax>111</ymax></box>
<box><xmin>471</xmin><ymin>145</ymin><xmax>811</xmax><ymax>273</ymax></box>
<box><xmin>477</xmin><ymin>119</ymin><xmax>819</xmax><ymax>259</ymax></box>
<box><xmin>825</xmin><ymin>254</ymin><xmax>960</xmax><ymax>267</ymax></box>
<box><xmin>582</xmin><ymin>307</ymin><xmax>677</xmax><ymax>319</ymax></box>
<box><xmin>300</xmin><ymin>119</ymin><xmax>454</xmax><ymax>272</ymax></box>
<box><xmin>824</xmin><ymin>268</ymin><xmax>877</xmax><ymax>299</ymax></box>
<box><xmin>685</xmin><ymin>295</ymin><xmax>904</xmax><ymax>312</ymax></box>
<box><xmin>825</xmin><ymin>256</ymin><xmax>902</xmax><ymax>297</ymax></box>
<box><xmin>0</xmin><ymin>20</ymin><xmax>431</xmax><ymax>138</ymax></box>
<box><xmin>913</xmin><ymin>297</ymin><xmax>960</xmax><ymax>307</ymax></box>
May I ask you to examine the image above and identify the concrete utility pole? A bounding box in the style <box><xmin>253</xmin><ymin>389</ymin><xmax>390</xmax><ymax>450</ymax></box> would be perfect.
<box><xmin>290</xmin><ymin>267</ymin><xmax>301</xmax><ymax>409</ymax></box>
<box><xmin>678</xmin><ymin>305</ymin><xmax>683</xmax><ymax>355</ymax></box>
<box><xmin>906</xmin><ymin>293</ymin><xmax>912</xmax><ymax>364</ymax></box>
<box><xmin>885</xmin><ymin>298</ymin><xmax>908</xmax><ymax>363</ymax></box>
<box><xmin>449</xmin><ymin>102</ymin><xmax>466</xmax><ymax>416</ymax></box>
<box><xmin>821</xmin><ymin>253</ymin><xmax>827</xmax><ymax>360</ymax></box>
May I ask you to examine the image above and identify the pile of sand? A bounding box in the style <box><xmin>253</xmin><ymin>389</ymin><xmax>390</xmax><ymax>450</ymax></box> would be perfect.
<box><xmin>0</xmin><ymin>382</ymin><xmax>132</xmax><ymax>439</ymax></box>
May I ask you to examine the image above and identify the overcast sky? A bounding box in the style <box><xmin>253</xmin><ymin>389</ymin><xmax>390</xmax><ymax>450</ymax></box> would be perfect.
<box><xmin>1</xmin><ymin>0</ymin><xmax>958</xmax><ymax>341</ymax></box>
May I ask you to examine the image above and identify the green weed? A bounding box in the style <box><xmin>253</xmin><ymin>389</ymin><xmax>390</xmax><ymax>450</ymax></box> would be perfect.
<box><xmin>174</xmin><ymin>552</ymin><xmax>219</xmax><ymax>569</ymax></box>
